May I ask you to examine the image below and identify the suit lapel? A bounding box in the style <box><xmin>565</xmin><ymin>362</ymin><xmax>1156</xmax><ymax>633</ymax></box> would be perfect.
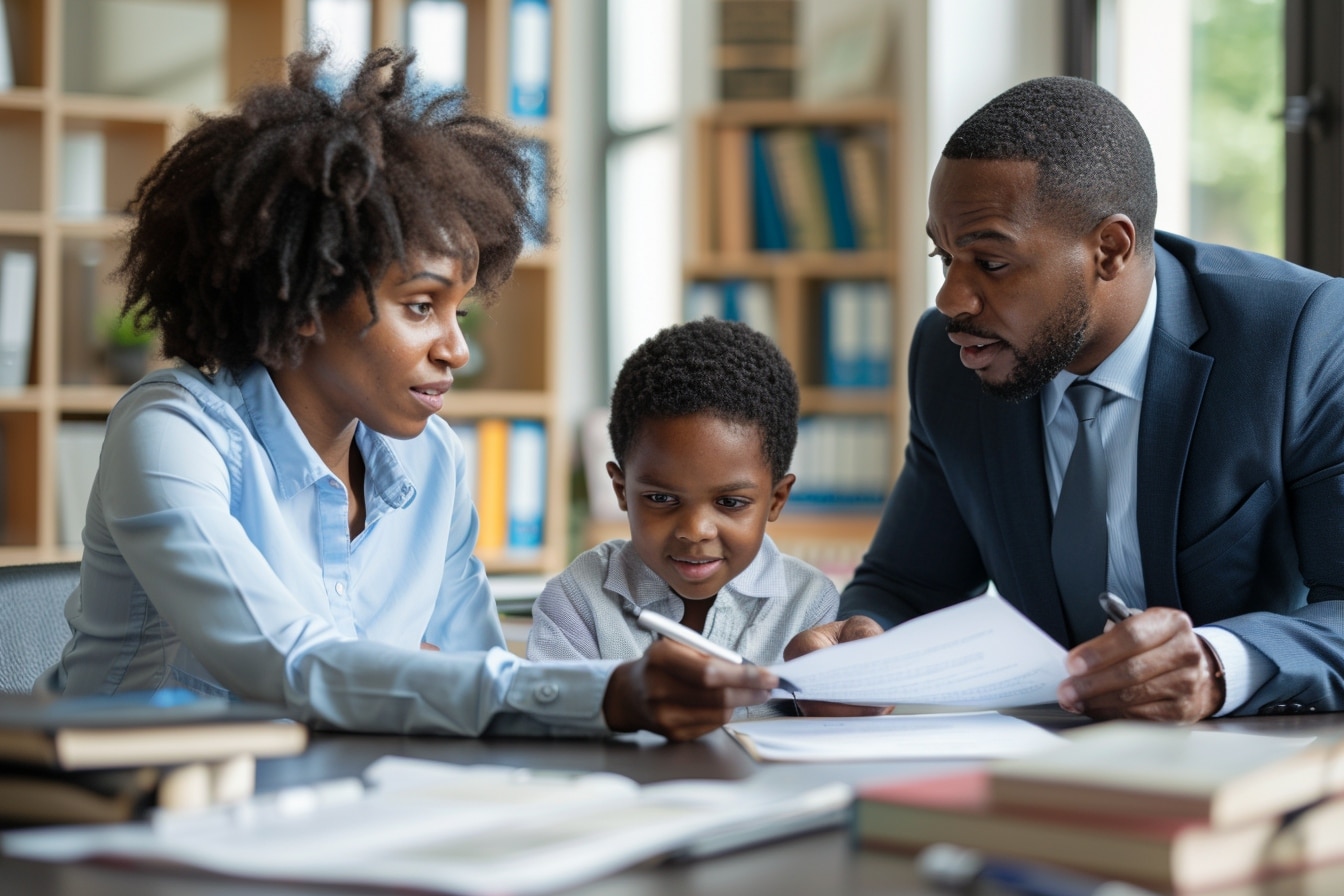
<box><xmin>982</xmin><ymin>394</ymin><xmax>1071</xmax><ymax>645</ymax></box>
<box><xmin>1139</xmin><ymin>245</ymin><xmax>1212</xmax><ymax>609</ymax></box>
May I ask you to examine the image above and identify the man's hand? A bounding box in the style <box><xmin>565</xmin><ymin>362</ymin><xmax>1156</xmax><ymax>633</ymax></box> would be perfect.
<box><xmin>1057</xmin><ymin>607</ymin><xmax>1226</xmax><ymax>722</ymax></box>
<box><xmin>782</xmin><ymin>616</ymin><xmax>890</xmax><ymax>718</ymax></box>
<box><xmin>602</xmin><ymin>638</ymin><xmax>776</xmax><ymax>742</ymax></box>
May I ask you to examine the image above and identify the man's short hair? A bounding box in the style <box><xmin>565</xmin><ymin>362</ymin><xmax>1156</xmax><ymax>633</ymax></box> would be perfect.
<box><xmin>943</xmin><ymin>76</ymin><xmax>1157</xmax><ymax>254</ymax></box>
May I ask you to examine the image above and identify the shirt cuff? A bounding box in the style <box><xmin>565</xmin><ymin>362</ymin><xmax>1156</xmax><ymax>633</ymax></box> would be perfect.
<box><xmin>503</xmin><ymin>658</ymin><xmax>622</xmax><ymax>734</ymax></box>
<box><xmin>1195</xmin><ymin>625</ymin><xmax>1276</xmax><ymax>716</ymax></box>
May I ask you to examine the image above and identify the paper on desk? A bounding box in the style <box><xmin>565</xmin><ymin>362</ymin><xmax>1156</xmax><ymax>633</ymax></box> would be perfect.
<box><xmin>771</xmin><ymin>593</ymin><xmax>1068</xmax><ymax>708</ymax></box>
<box><xmin>1</xmin><ymin>756</ymin><xmax>853</xmax><ymax>896</ymax></box>
<box><xmin>725</xmin><ymin>711</ymin><xmax>1067</xmax><ymax>762</ymax></box>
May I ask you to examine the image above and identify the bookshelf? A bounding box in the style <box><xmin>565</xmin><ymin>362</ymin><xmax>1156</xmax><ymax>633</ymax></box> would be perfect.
<box><xmin>684</xmin><ymin>100</ymin><xmax>906</xmax><ymax>584</ymax></box>
<box><xmin>0</xmin><ymin>0</ymin><xmax>571</xmax><ymax>576</ymax></box>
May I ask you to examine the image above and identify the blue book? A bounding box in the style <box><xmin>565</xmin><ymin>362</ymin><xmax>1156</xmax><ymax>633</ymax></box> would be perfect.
<box><xmin>862</xmin><ymin>282</ymin><xmax>892</xmax><ymax>388</ymax></box>
<box><xmin>508</xmin><ymin>0</ymin><xmax>551</xmax><ymax>118</ymax></box>
<box><xmin>813</xmin><ymin>130</ymin><xmax>857</xmax><ymax>251</ymax></box>
<box><xmin>750</xmin><ymin>129</ymin><xmax>789</xmax><ymax>251</ymax></box>
<box><xmin>823</xmin><ymin>282</ymin><xmax>867</xmax><ymax>388</ymax></box>
<box><xmin>505</xmin><ymin>420</ymin><xmax>547</xmax><ymax>551</ymax></box>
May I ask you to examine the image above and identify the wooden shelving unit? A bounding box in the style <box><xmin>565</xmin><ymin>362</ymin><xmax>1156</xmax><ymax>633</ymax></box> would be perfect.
<box><xmin>685</xmin><ymin>99</ymin><xmax>907</xmax><ymax>583</ymax></box>
<box><xmin>0</xmin><ymin>0</ymin><xmax>571</xmax><ymax>576</ymax></box>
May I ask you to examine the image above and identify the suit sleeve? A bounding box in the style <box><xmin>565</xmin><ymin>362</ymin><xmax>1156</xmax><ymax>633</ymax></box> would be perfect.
<box><xmin>839</xmin><ymin>310</ymin><xmax>990</xmax><ymax>629</ymax></box>
<box><xmin>1206</xmin><ymin>279</ymin><xmax>1344</xmax><ymax>713</ymax></box>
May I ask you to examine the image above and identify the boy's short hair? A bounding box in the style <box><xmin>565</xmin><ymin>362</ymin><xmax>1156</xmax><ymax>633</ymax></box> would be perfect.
<box><xmin>608</xmin><ymin>317</ymin><xmax>799</xmax><ymax>482</ymax></box>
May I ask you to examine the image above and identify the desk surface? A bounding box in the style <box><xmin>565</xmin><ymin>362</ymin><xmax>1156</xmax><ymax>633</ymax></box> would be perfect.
<box><xmin>4</xmin><ymin>709</ymin><xmax>1344</xmax><ymax>896</ymax></box>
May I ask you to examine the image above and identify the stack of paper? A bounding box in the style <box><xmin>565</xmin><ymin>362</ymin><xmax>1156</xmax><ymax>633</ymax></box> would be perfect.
<box><xmin>2</xmin><ymin>756</ymin><xmax>853</xmax><ymax>895</ymax></box>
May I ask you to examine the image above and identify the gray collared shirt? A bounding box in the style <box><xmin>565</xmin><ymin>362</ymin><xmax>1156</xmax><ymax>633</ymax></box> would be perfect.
<box><xmin>527</xmin><ymin>535</ymin><xmax>839</xmax><ymax>667</ymax></box>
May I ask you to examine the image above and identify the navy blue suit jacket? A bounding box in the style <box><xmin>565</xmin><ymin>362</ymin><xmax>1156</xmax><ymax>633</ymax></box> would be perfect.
<box><xmin>840</xmin><ymin>232</ymin><xmax>1344</xmax><ymax>714</ymax></box>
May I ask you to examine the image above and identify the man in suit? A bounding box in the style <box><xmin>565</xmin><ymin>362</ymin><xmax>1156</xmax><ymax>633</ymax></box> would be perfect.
<box><xmin>788</xmin><ymin>76</ymin><xmax>1344</xmax><ymax>721</ymax></box>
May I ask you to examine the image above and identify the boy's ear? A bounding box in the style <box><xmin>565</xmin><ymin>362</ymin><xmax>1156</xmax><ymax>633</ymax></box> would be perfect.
<box><xmin>766</xmin><ymin>473</ymin><xmax>796</xmax><ymax>522</ymax></box>
<box><xmin>297</xmin><ymin>316</ymin><xmax>318</xmax><ymax>338</ymax></box>
<box><xmin>606</xmin><ymin>461</ymin><xmax>629</xmax><ymax>511</ymax></box>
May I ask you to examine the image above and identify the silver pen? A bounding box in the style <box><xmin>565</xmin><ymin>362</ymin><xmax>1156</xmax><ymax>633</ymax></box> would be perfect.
<box><xmin>1099</xmin><ymin>591</ymin><xmax>1141</xmax><ymax>624</ymax></box>
<box><xmin>622</xmin><ymin>601</ymin><xmax>800</xmax><ymax>694</ymax></box>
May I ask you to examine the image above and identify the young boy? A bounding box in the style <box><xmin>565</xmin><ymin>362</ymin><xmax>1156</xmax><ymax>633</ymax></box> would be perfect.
<box><xmin>528</xmin><ymin>318</ymin><xmax>839</xmax><ymax>678</ymax></box>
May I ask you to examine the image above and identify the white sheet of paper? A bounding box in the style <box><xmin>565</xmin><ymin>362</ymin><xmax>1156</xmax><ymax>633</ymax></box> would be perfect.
<box><xmin>770</xmin><ymin>593</ymin><xmax>1068</xmax><ymax>707</ymax></box>
<box><xmin>725</xmin><ymin>711</ymin><xmax>1068</xmax><ymax>762</ymax></box>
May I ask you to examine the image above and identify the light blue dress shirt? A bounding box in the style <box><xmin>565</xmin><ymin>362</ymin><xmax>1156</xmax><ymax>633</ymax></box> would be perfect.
<box><xmin>40</xmin><ymin>363</ymin><xmax>618</xmax><ymax>736</ymax></box>
<box><xmin>1041</xmin><ymin>276</ymin><xmax>1274</xmax><ymax>715</ymax></box>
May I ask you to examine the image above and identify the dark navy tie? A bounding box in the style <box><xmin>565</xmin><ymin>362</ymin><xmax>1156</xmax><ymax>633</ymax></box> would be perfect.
<box><xmin>1052</xmin><ymin>381</ymin><xmax>1109</xmax><ymax>643</ymax></box>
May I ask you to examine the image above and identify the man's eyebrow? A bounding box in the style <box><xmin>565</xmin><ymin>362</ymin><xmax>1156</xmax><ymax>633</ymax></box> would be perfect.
<box><xmin>954</xmin><ymin>229</ymin><xmax>1014</xmax><ymax>248</ymax></box>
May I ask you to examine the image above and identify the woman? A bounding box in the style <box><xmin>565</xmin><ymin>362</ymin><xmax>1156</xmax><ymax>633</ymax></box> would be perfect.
<box><xmin>40</xmin><ymin>47</ymin><xmax>774</xmax><ymax>741</ymax></box>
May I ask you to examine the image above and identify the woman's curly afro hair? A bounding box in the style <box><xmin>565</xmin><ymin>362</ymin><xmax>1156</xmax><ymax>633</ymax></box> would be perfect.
<box><xmin>117</xmin><ymin>45</ymin><xmax>551</xmax><ymax>372</ymax></box>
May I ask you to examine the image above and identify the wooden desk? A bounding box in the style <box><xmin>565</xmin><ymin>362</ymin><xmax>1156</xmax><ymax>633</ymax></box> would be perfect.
<box><xmin>3</xmin><ymin>709</ymin><xmax>1344</xmax><ymax>896</ymax></box>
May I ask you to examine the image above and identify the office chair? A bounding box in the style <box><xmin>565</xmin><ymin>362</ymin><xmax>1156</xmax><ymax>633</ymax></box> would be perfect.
<box><xmin>0</xmin><ymin>561</ymin><xmax>80</xmax><ymax>693</ymax></box>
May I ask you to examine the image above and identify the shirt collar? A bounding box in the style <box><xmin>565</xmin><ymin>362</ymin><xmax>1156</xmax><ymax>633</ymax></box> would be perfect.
<box><xmin>238</xmin><ymin>364</ymin><xmax>415</xmax><ymax>509</ymax></box>
<box><xmin>1042</xmin><ymin>274</ymin><xmax>1158</xmax><ymax>426</ymax></box>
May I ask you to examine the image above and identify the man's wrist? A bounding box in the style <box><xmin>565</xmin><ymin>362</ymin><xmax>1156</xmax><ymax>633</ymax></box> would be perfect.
<box><xmin>1196</xmin><ymin>633</ymin><xmax>1227</xmax><ymax>716</ymax></box>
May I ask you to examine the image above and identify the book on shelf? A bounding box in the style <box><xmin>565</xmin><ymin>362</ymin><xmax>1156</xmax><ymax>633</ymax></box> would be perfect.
<box><xmin>739</xmin><ymin>126</ymin><xmax>884</xmax><ymax>253</ymax></box>
<box><xmin>812</xmin><ymin>129</ymin><xmax>857</xmax><ymax>250</ymax></box>
<box><xmin>749</xmin><ymin>129</ymin><xmax>789</xmax><ymax>251</ymax></box>
<box><xmin>853</xmin><ymin>767</ymin><xmax>1344</xmax><ymax>894</ymax></box>
<box><xmin>56</xmin><ymin>420</ymin><xmax>106</xmax><ymax>548</ymax></box>
<box><xmin>988</xmin><ymin>720</ymin><xmax>1341</xmax><ymax>830</ymax></box>
<box><xmin>58</xmin><ymin>130</ymin><xmax>107</xmax><ymax>220</ymax></box>
<box><xmin>0</xmin><ymin>689</ymin><xmax>307</xmax><ymax>771</ymax></box>
<box><xmin>822</xmin><ymin>280</ymin><xmax>891</xmax><ymax>388</ymax></box>
<box><xmin>0</xmin><ymin>754</ymin><xmax>256</xmax><ymax>826</ymax></box>
<box><xmin>764</xmin><ymin>127</ymin><xmax>831</xmax><ymax>251</ymax></box>
<box><xmin>839</xmin><ymin>132</ymin><xmax>886</xmax><ymax>249</ymax></box>
<box><xmin>717</xmin><ymin>0</ymin><xmax>797</xmax><ymax>101</ymax></box>
<box><xmin>790</xmin><ymin>415</ymin><xmax>889</xmax><ymax>511</ymax></box>
<box><xmin>0</xmin><ymin>247</ymin><xmax>37</xmax><ymax>388</ymax></box>
<box><xmin>713</xmin><ymin>124</ymin><xmax>753</xmax><ymax>253</ymax></box>
<box><xmin>505</xmin><ymin>419</ymin><xmax>546</xmax><ymax>553</ymax></box>
<box><xmin>406</xmin><ymin>0</ymin><xmax>467</xmax><ymax>91</ymax></box>
<box><xmin>683</xmin><ymin>280</ymin><xmax>775</xmax><ymax>341</ymax></box>
<box><xmin>508</xmin><ymin>0</ymin><xmax>551</xmax><ymax>119</ymax></box>
<box><xmin>0</xmin><ymin>0</ymin><xmax>14</xmax><ymax>90</ymax></box>
<box><xmin>474</xmin><ymin>417</ymin><xmax>510</xmax><ymax>552</ymax></box>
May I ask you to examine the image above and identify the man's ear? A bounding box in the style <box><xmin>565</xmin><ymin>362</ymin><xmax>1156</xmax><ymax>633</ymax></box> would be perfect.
<box><xmin>297</xmin><ymin>317</ymin><xmax>318</xmax><ymax>338</ymax></box>
<box><xmin>1093</xmin><ymin>215</ymin><xmax>1137</xmax><ymax>281</ymax></box>
<box><xmin>606</xmin><ymin>461</ymin><xmax>629</xmax><ymax>511</ymax></box>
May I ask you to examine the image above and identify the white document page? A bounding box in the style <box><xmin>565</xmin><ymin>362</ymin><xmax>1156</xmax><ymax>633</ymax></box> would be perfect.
<box><xmin>725</xmin><ymin>711</ymin><xmax>1067</xmax><ymax>763</ymax></box>
<box><xmin>770</xmin><ymin>593</ymin><xmax>1069</xmax><ymax>707</ymax></box>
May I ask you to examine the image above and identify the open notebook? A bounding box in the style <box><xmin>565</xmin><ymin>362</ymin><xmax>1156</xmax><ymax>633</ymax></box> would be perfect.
<box><xmin>2</xmin><ymin>756</ymin><xmax>853</xmax><ymax>895</ymax></box>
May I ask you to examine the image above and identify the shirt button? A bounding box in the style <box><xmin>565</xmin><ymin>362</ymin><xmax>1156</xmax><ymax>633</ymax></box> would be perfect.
<box><xmin>335</xmin><ymin>582</ymin><xmax>346</xmax><ymax>596</ymax></box>
<box><xmin>534</xmin><ymin>683</ymin><xmax>559</xmax><ymax>703</ymax></box>
<box><xmin>328</xmin><ymin>478</ymin><xmax>340</xmax><ymax>489</ymax></box>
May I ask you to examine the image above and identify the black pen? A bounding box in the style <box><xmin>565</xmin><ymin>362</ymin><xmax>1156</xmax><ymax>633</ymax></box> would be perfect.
<box><xmin>1098</xmin><ymin>591</ymin><xmax>1141</xmax><ymax>625</ymax></box>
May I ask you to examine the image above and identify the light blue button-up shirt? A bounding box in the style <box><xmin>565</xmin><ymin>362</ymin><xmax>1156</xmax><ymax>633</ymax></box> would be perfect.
<box><xmin>1042</xmin><ymin>276</ymin><xmax>1273</xmax><ymax>714</ymax></box>
<box><xmin>41</xmin><ymin>363</ymin><xmax>617</xmax><ymax>736</ymax></box>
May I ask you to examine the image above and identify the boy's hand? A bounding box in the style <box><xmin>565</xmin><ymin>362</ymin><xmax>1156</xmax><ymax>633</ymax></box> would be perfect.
<box><xmin>782</xmin><ymin>617</ymin><xmax>891</xmax><ymax>718</ymax></box>
<box><xmin>603</xmin><ymin>638</ymin><xmax>776</xmax><ymax>741</ymax></box>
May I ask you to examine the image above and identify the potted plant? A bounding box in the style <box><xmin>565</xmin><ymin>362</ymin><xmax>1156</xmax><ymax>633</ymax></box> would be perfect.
<box><xmin>103</xmin><ymin>303</ymin><xmax>156</xmax><ymax>385</ymax></box>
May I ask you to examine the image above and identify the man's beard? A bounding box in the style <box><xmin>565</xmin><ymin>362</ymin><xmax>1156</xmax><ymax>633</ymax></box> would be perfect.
<box><xmin>951</xmin><ymin>282</ymin><xmax>1091</xmax><ymax>403</ymax></box>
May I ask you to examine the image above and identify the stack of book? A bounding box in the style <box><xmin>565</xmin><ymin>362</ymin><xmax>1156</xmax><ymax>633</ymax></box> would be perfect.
<box><xmin>853</xmin><ymin>721</ymin><xmax>1344</xmax><ymax>894</ymax></box>
<box><xmin>0</xmin><ymin>690</ymin><xmax>308</xmax><ymax>826</ymax></box>
<box><xmin>717</xmin><ymin>0</ymin><xmax>796</xmax><ymax>102</ymax></box>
